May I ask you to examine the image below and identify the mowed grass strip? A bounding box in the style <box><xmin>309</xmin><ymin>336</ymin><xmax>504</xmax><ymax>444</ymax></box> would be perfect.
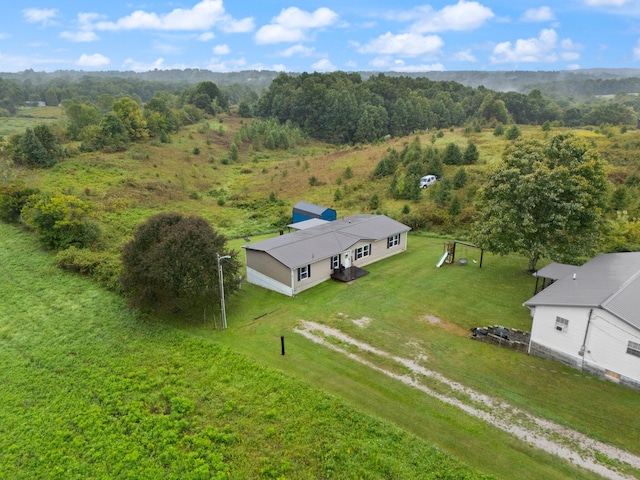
<box><xmin>1</xmin><ymin>222</ymin><xmax>496</xmax><ymax>479</ymax></box>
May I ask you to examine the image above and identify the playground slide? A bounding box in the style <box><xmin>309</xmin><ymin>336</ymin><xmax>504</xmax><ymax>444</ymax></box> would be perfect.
<box><xmin>436</xmin><ymin>251</ymin><xmax>448</xmax><ymax>268</ymax></box>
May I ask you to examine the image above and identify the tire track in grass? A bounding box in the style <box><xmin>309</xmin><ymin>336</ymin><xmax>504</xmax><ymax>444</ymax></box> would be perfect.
<box><xmin>294</xmin><ymin>320</ymin><xmax>640</xmax><ymax>480</ymax></box>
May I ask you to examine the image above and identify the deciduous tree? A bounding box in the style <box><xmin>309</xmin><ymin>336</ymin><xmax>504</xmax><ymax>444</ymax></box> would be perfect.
<box><xmin>120</xmin><ymin>213</ymin><xmax>240</xmax><ymax>313</ymax></box>
<box><xmin>473</xmin><ymin>134</ymin><xmax>609</xmax><ymax>271</ymax></box>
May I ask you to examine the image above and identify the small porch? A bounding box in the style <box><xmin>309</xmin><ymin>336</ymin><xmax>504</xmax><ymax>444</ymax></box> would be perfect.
<box><xmin>331</xmin><ymin>266</ymin><xmax>369</xmax><ymax>283</ymax></box>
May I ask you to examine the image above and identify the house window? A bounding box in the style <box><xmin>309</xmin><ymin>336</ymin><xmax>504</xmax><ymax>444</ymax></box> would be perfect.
<box><xmin>387</xmin><ymin>234</ymin><xmax>400</xmax><ymax>248</ymax></box>
<box><xmin>627</xmin><ymin>341</ymin><xmax>640</xmax><ymax>358</ymax></box>
<box><xmin>555</xmin><ymin>316</ymin><xmax>569</xmax><ymax>332</ymax></box>
<box><xmin>297</xmin><ymin>265</ymin><xmax>310</xmax><ymax>281</ymax></box>
<box><xmin>354</xmin><ymin>244</ymin><xmax>371</xmax><ymax>260</ymax></box>
<box><xmin>330</xmin><ymin>255</ymin><xmax>340</xmax><ymax>269</ymax></box>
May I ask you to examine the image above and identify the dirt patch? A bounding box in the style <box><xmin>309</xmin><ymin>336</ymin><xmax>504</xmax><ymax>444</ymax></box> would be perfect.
<box><xmin>424</xmin><ymin>315</ymin><xmax>441</xmax><ymax>324</ymax></box>
<box><xmin>294</xmin><ymin>320</ymin><xmax>640</xmax><ymax>480</ymax></box>
<box><xmin>352</xmin><ymin>316</ymin><xmax>371</xmax><ymax>327</ymax></box>
<box><xmin>420</xmin><ymin>314</ymin><xmax>470</xmax><ymax>336</ymax></box>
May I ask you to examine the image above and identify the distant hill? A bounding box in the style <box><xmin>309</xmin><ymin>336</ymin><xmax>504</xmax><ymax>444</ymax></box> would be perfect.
<box><xmin>4</xmin><ymin>68</ymin><xmax>640</xmax><ymax>97</ymax></box>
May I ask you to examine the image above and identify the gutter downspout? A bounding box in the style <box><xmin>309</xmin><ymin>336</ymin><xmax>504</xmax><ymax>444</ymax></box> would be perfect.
<box><xmin>579</xmin><ymin>309</ymin><xmax>594</xmax><ymax>371</ymax></box>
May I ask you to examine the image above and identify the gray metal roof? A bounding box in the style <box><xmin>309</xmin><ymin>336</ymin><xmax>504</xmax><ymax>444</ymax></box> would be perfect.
<box><xmin>533</xmin><ymin>262</ymin><xmax>577</xmax><ymax>281</ymax></box>
<box><xmin>244</xmin><ymin>214</ymin><xmax>411</xmax><ymax>269</ymax></box>
<box><xmin>286</xmin><ymin>218</ymin><xmax>329</xmax><ymax>230</ymax></box>
<box><xmin>524</xmin><ymin>252</ymin><xmax>640</xmax><ymax>330</ymax></box>
<box><xmin>293</xmin><ymin>201</ymin><xmax>333</xmax><ymax>216</ymax></box>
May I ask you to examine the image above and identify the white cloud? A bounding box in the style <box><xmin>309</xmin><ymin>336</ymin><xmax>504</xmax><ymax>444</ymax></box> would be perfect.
<box><xmin>521</xmin><ymin>7</ymin><xmax>555</xmax><ymax>22</ymax></box>
<box><xmin>22</xmin><ymin>8</ymin><xmax>58</xmax><ymax>25</ymax></box>
<box><xmin>311</xmin><ymin>58</ymin><xmax>336</xmax><ymax>71</ymax></box>
<box><xmin>358</xmin><ymin>32</ymin><xmax>443</xmax><ymax>57</ymax></box>
<box><xmin>77</xmin><ymin>53</ymin><xmax>110</xmax><ymax>67</ymax></box>
<box><xmin>278</xmin><ymin>44</ymin><xmax>316</xmax><ymax>57</ymax></box>
<box><xmin>93</xmin><ymin>0</ymin><xmax>252</xmax><ymax>32</ymax></box>
<box><xmin>566</xmin><ymin>64</ymin><xmax>581</xmax><ymax>70</ymax></box>
<box><xmin>198</xmin><ymin>32</ymin><xmax>215</xmax><ymax>41</ymax></box>
<box><xmin>213</xmin><ymin>44</ymin><xmax>230</xmax><ymax>55</ymax></box>
<box><xmin>60</xmin><ymin>13</ymin><xmax>103</xmax><ymax>43</ymax></box>
<box><xmin>255</xmin><ymin>7</ymin><xmax>338</xmax><ymax>44</ymax></box>
<box><xmin>221</xmin><ymin>17</ymin><xmax>255</xmax><ymax>33</ymax></box>
<box><xmin>394</xmin><ymin>63</ymin><xmax>445</xmax><ymax>72</ymax></box>
<box><xmin>370</xmin><ymin>56</ymin><xmax>444</xmax><ymax>71</ymax></box>
<box><xmin>0</xmin><ymin>33</ymin><xmax>12</xmax><ymax>40</ymax></box>
<box><xmin>452</xmin><ymin>49</ymin><xmax>477</xmax><ymax>62</ymax></box>
<box><xmin>584</xmin><ymin>0</ymin><xmax>629</xmax><ymax>5</ymax></box>
<box><xmin>60</xmin><ymin>30</ymin><xmax>99</xmax><ymax>42</ymax></box>
<box><xmin>408</xmin><ymin>1</ymin><xmax>494</xmax><ymax>34</ymax></box>
<box><xmin>122</xmin><ymin>57</ymin><xmax>192</xmax><ymax>72</ymax></box>
<box><xmin>490</xmin><ymin>28</ymin><xmax>580</xmax><ymax>64</ymax></box>
<box><xmin>206</xmin><ymin>57</ymin><xmax>248</xmax><ymax>72</ymax></box>
<box><xmin>255</xmin><ymin>24</ymin><xmax>305</xmax><ymax>44</ymax></box>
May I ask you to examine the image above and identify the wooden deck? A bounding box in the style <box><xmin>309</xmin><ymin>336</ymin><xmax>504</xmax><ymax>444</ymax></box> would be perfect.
<box><xmin>331</xmin><ymin>266</ymin><xmax>369</xmax><ymax>283</ymax></box>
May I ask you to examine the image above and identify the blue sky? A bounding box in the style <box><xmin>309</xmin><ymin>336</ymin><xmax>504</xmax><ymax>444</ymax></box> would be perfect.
<box><xmin>3</xmin><ymin>0</ymin><xmax>640</xmax><ymax>73</ymax></box>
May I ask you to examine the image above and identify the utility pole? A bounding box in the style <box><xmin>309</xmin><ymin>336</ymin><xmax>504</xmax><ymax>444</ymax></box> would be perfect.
<box><xmin>217</xmin><ymin>253</ymin><xmax>231</xmax><ymax>329</ymax></box>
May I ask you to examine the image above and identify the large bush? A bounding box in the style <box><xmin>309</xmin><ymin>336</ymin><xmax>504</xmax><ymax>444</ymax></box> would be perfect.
<box><xmin>21</xmin><ymin>193</ymin><xmax>100</xmax><ymax>249</ymax></box>
<box><xmin>120</xmin><ymin>213</ymin><xmax>240</xmax><ymax>313</ymax></box>
<box><xmin>0</xmin><ymin>183</ymin><xmax>39</xmax><ymax>223</ymax></box>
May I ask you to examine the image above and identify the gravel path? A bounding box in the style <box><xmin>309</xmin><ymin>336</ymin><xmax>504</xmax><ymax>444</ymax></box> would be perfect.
<box><xmin>294</xmin><ymin>320</ymin><xmax>640</xmax><ymax>480</ymax></box>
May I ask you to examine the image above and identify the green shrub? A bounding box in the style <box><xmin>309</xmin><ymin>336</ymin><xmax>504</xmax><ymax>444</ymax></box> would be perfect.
<box><xmin>0</xmin><ymin>183</ymin><xmax>39</xmax><ymax>223</ymax></box>
<box><xmin>54</xmin><ymin>247</ymin><xmax>122</xmax><ymax>291</ymax></box>
<box><xmin>21</xmin><ymin>193</ymin><xmax>101</xmax><ymax>250</ymax></box>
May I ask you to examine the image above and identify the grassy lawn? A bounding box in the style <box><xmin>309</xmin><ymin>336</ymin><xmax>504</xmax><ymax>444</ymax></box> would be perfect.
<box><xmin>185</xmin><ymin>232</ymin><xmax>640</xmax><ymax>479</ymax></box>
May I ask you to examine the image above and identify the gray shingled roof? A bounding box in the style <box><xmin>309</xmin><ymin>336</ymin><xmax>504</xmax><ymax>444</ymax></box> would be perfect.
<box><xmin>244</xmin><ymin>214</ymin><xmax>410</xmax><ymax>269</ymax></box>
<box><xmin>524</xmin><ymin>252</ymin><xmax>640</xmax><ymax>330</ymax></box>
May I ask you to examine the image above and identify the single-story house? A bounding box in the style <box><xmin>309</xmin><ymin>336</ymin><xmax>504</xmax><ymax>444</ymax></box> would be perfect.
<box><xmin>292</xmin><ymin>201</ymin><xmax>337</xmax><ymax>224</ymax></box>
<box><xmin>523</xmin><ymin>252</ymin><xmax>640</xmax><ymax>390</ymax></box>
<box><xmin>243</xmin><ymin>214</ymin><xmax>410</xmax><ymax>296</ymax></box>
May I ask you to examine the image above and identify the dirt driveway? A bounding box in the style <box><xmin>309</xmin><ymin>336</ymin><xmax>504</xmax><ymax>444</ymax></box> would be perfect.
<box><xmin>294</xmin><ymin>320</ymin><xmax>640</xmax><ymax>480</ymax></box>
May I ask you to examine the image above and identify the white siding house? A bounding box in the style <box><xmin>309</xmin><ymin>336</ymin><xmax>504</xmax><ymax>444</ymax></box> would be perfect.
<box><xmin>243</xmin><ymin>214</ymin><xmax>410</xmax><ymax>296</ymax></box>
<box><xmin>524</xmin><ymin>253</ymin><xmax>640</xmax><ymax>390</ymax></box>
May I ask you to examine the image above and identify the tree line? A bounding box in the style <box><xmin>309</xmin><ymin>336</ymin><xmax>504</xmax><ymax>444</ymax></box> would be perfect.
<box><xmin>253</xmin><ymin>72</ymin><xmax>637</xmax><ymax>144</ymax></box>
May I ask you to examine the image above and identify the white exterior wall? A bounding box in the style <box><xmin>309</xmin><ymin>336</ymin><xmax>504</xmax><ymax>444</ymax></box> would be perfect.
<box><xmin>529</xmin><ymin>305</ymin><xmax>590</xmax><ymax>366</ymax></box>
<box><xmin>246</xmin><ymin>267</ymin><xmax>293</xmax><ymax>296</ymax></box>
<box><xmin>530</xmin><ymin>305</ymin><xmax>640</xmax><ymax>387</ymax></box>
<box><xmin>584</xmin><ymin>310</ymin><xmax>640</xmax><ymax>385</ymax></box>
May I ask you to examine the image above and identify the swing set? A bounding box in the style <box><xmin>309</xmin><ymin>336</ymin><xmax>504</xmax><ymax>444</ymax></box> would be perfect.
<box><xmin>437</xmin><ymin>240</ymin><xmax>484</xmax><ymax>268</ymax></box>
